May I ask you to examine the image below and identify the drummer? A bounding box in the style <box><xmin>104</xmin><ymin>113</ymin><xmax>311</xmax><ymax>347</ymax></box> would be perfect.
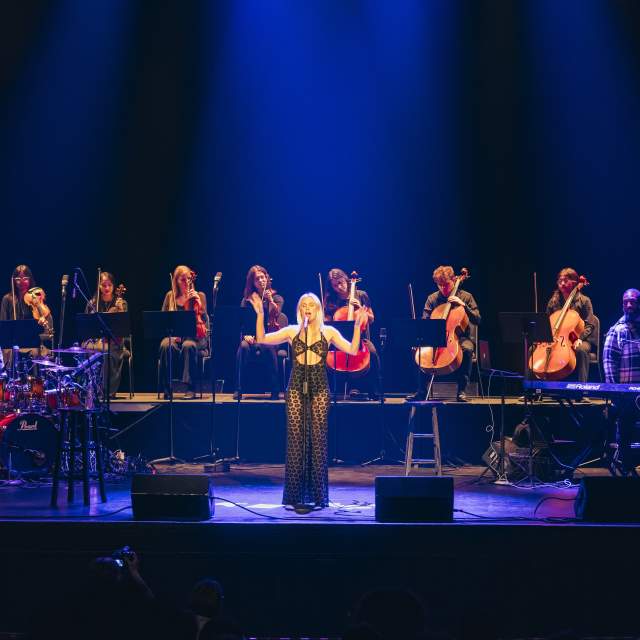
<box><xmin>0</xmin><ymin>265</ymin><xmax>53</xmax><ymax>372</ymax></box>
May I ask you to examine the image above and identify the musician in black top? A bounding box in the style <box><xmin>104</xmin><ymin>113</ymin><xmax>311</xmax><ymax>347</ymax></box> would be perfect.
<box><xmin>235</xmin><ymin>265</ymin><xmax>284</xmax><ymax>400</ymax></box>
<box><xmin>82</xmin><ymin>271</ymin><xmax>129</xmax><ymax>397</ymax></box>
<box><xmin>0</xmin><ymin>264</ymin><xmax>53</xmax><ymax>368</ymax></box>
<box><xmin>545</xmin><ymin>267</ymin><xmax>596</xmax><ymax>383</ymax></box>
<box><xmin>159</xmin><ymin>265</ymin><xmax>208</xmax><ymax>400</ymax></box>
<box><xmin>323</xmin><ymin>268</ymin><xmax>381</xmax><ymax>400</ymax></box>
<box><xmin>407</xmin><ymin>265</ymin><xmax>481</xmax><ymax>402</ymax></box>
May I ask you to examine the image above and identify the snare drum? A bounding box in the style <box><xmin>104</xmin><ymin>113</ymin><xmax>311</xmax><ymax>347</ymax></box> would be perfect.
<box><xmin>0</xmin><ymin>412</ymin><xmax>59</xmax><ymax>473</ymax></box>
<box><xmin>45</xmin><ymin>387</ymin><xmax>82</xmax><ymax>411</ymax></box>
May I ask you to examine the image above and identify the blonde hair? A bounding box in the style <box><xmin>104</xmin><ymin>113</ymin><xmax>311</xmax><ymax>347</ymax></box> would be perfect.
<box><xmin>296</xmin><ymin>293</ymin><xmax>324</xmax><ymax>332</ymax></box>
<box><xmin>170</xmin><ymin>265</ymin><xmax>192</xmax><ymax>310</ymax></box>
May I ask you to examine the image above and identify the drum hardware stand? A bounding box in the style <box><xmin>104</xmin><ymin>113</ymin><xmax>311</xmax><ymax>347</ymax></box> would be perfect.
<box><xmin>57</xmin><ymin>274</ymin><xmax>69</xmax><ymax>358</ymax></box>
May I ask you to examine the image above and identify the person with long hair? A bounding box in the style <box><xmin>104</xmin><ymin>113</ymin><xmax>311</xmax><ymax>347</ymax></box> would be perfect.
<box><xmin>235</xmin><ymin>265</ymin><xmax>285</xmax><ymax>400</ymax></box>
<box><xmin>247</xmin><ymin>291</ymin><xmax>366</xmax><ymax>512</ymax></box>
<box><xmin>323</xmin><ymin>267</ymin><xmax>380</xmax><ymax>400</ymax></box>
<box><xmin>82</xmin><ymin>271</ymin><xmax>128</xmax><ymax>397</ymax></box>
<box><xmin>0</xmin><ymin>264</ymin><xmax>53</xmax><ymax>367</ymax></box>
<box><xmin>545</xmin><ymin>267</ymin><xmax>596</xmax><ymax>383</ymax></box>
<box><xmin>159</xmin><ymin>265</ymin><xmax>208</xmax><ymax>400</ymax></box>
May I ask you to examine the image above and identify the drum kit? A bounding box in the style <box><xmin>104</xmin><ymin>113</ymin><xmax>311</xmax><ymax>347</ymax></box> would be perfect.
<box><xmin>0</xmin><ymin>346</ymin><xmax>104</xmax><ymax>477</ymax></box>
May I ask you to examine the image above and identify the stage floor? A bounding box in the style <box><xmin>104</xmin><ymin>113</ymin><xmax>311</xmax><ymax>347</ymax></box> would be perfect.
<box><xmin>0</xmin><ymin>463</ymin><xmax>614</xmax><ymax>524</ymax></box>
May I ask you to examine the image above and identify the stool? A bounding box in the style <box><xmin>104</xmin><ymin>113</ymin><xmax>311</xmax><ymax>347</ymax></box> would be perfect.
<box><xmin>405</xmin><ymin>400</ymin><xmax>443</xmax><ymax>476</ymax></box>
<box><xmin>50</xmin><ymin>409</ymin><xmax>107</xmax><ymax>507</ymax></box>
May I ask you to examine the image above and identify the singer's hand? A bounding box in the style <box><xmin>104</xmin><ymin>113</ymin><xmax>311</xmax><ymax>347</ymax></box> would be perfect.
<box><xmin>354</xmin><ymin>307</ymin><xmax>368</xmax><ymax>326</ymax></box>
<box><xmin>243</xmin><ymin>335</ymin><xmax>255</xmax><ymax>345</ymax></box>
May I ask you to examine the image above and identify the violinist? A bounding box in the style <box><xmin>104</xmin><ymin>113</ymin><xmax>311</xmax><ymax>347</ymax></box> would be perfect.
<box><xmin>545</xmin><ymin>267</ymin><xmax>596</xmax><ymax>384</ymax></box>
<box><xmin>603</xmin><ymin>288</ymin><xmax>640</xmax><ymax>474</ymax></box>
<box><xmin>235</xmin><ymin>265</ymin><xmax>284</xmax><ymax>401</ymax></box>
<box><xmin>82</xmin><ymin>272</ymin><xmax>128</xmax><ymax>398</ymax></box>
<box><xmin>159</xmin><ymin>265</ymin><xmax>208</xmax><ymax>400</ymax></box>
<box><xmin>0</xmin><ymin>264</ymin><xmax>53</xmax><ymax>367</ymax></box>
<box><xmin>323</xmin><ymin>268</ymin><xmax>380</xmax><ymax>400</ymax></box>
<box><xmin>407</xmin><ymin>265</ymin><xmax>480</xmax><ymax>402</ymax></box>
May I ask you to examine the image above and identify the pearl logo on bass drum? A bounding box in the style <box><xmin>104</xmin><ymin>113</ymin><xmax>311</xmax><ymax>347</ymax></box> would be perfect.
<box><xmin>18</xmin><ymin>418</ymin><xmax>39</xmax><ymax>432</ymax></box>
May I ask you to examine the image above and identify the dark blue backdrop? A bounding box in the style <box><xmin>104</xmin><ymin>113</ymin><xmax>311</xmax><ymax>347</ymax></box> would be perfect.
<box><xmin>1</xmin><ymin>0</ymin><xmax>639</xmax><ymax>389</ymax></box>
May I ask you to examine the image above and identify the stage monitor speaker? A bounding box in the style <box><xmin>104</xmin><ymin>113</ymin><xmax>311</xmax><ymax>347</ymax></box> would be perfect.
<box><xmin>575</xmin><ymin>477</ymin><xmax>640</xmax><ymax>522</ymax></box>
<box><xmin>375</xmin><ymin>476</ymin><xmax>453</xmax><ymax>522</ymax></box>
<box><xmin>131</xmin><ymin>474</ymin><xmax>213</xmax><ymax>521</ymax></box>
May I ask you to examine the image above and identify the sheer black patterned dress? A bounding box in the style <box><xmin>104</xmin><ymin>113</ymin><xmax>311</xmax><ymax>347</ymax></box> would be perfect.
<box><xmin>283</xmin><ymin>331</ymin><xmax>331</xmax><ymax>507</ymax></box>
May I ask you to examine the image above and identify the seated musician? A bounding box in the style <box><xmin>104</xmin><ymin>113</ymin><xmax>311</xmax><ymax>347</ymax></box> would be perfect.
<box><xmin>82</xmin><ymin>272</ymin><xmax>128</xmax><ymax>398</ymax></box>
<box><xmin>323</xmin><ymin>268</ymin><xmax>380</xmax><ymax>400</ymax></box>
<box><xmin>545</xmin><ymin>267</ymin><xmax>596</xmax><ymax>383</ymax></box>
<box><xmin>0</xmin><ymin>264</ymin><xmax>53</xmax><ymax>369</ymax></box>
<box><xmin>159</xmin><ymin>265</ymin><xmax>208</xmax><ymax>400</ymax></box>
<box><xmin>603</xmin><ymin>288</ymin><xmax>640</xmax><ymax>474</ymax></box>
<box><xmin>235</xmin><ymin>265</ymin><xmax>284</xmax><ymax>401</ymax></box>
<box><xmin>407</xmin><ymin>265</ymin><xmax>480</xmax><ymax>402</ymax></box>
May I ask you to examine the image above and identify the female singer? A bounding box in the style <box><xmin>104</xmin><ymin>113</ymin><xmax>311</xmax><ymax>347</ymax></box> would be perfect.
<box><xmin>83</xmin><ymin>272</ymin><xmax>128</xmax><ymax>398</ymax></box>
<box><xmin>0</xmin><ymin>264</ymin><xmax>53</xmax><ymax>367</ymax></box>
<box><xmin>248</xmin><ymin>291</ymin><xmax>366</xmax><ymax>512</ymax></box>
<box><xmin>159</xmin><ymin>265</ymin><xmax>208</xmax><ymax>400</ymax></box>
<box><xmin>545</xmin><ymin>267</ymin><xmax>596</xmax><ymax>383</ymax></box>
<box><xmin>235</xmin><ymin>265</ymin><xmax>285</xmax><ymax>400</ymax></box>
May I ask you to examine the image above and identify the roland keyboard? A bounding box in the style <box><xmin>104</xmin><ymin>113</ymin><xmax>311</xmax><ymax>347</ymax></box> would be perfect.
<box><xmin>523</xmin><ymin>380</ymin><xmax>640</xmax><ymax>396</ymax></box>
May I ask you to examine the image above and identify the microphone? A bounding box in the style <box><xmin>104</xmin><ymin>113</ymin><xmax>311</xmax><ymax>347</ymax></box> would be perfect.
<box><xmin>213</xmin><ymin>272</ymin><xmax>222</xmax><ymax>290</ymax></box>
<box><xmin>72</xmin><ymin>272</ymin><xmax>78</xmax><ymax>300</ymax></box>
<box><xmin>61</xmin><ymin>274</ymin><xmax>69</xmax><ymax>298</ymax></box>
<box><xmin>303</xmin><ymin>317</ymin><xmax>309</xmax><ymax>330</ymax></box>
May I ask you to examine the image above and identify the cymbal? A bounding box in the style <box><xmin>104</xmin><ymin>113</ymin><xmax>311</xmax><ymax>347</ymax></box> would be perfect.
<box><xmin>50</xmin><ymin>347</ymin><xmax>94</xmax><ymax>355</ymax></box>
<box><xmin>31</xmin><ymin>359</ymin><xmax>76</xmax><ymax>372</ymax></box>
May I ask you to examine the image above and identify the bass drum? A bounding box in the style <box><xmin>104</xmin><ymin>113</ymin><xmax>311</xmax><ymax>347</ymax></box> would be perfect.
<box><xmin>0</xmin><ymin>412</ymin><xmax>59</xmax><ymax>474</ymax></box>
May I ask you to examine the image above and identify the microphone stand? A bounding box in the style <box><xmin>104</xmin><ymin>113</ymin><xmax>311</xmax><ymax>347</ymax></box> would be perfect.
<box><xmin>301</xmin><ymin>318</ymin><xmax>310</xmax><ymax>507</ymax></box>
<box><xmin>195</xmin><ymin>273</ymin><xmax>224</xmax><ymax>466</ymax></box>
<box><xmin>57</xmin><ymin>275</ymin><xmax>68</xmax><ymax>353</ymax></box>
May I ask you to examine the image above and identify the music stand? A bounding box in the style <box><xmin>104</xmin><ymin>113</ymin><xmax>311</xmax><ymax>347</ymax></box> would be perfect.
<box><xmin>195</xmin><ymin>305</ymin><xmax>255</xmax><ymax>464</ymax></box>
<box><xmin>498</xmin><ymin>312</ymin><xmax>553</xmax><ymax>486</ymax></box>
<box><xmin>143</xmin><ymin>311</ymin><xmax>197</xmax><ymax>465</ymax></box>
<box><xmin>77</xmin><ymin>312</ymin><xmax>131</xmax><ymax>405</ymax></box>
<box><xmin>0</xmin><ymin>319</ymin><xmax>43</xmax><ymax>377</ymax></box>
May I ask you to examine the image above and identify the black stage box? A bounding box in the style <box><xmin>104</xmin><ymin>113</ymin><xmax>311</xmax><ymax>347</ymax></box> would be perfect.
<box><xmin>375</xmin><ymin>476</ymin><xmax>453</xmax><ymax>522</ymax></box>
<box><xmin>131</xmin><ymin>474</ymin><xmax>213</xmax><ymax>521</ymax></box>
<box><xmin>575</xmin><ymin>477</ymin><xmax>640</xmax><ymax>522</ymax></box>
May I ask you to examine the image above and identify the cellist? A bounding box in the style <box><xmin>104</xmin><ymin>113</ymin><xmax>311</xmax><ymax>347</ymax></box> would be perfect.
<box><xmin>544</xmin><ymin>267</ymin><xmax>596</xmax><ymax>384</ymax></box>
<box><xmin>407</xmin><ymin>265</ymin><xmax>481</xmax><ymax>402</ymax></box>
<box><xmin>323</xmin><ymin>268</ymin><xmax>380</xmax><ymax>400</ymax></box>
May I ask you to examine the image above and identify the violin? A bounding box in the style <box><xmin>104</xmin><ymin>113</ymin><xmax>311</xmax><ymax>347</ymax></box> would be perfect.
<box><xmin>414</xmin><ymin>268</ymin><xmax>470</xmax><ymax>375</ymax></box>
<box><xmin>188</xmin><ymin>271</ymin><xmax>208</xmax><ymax>341</ymax></box>
<box><xmin>261</xmin><ymin>284</ymin><xmax>287</xmax><ymax>332</ymax></box>
<box><xmin>23</xmin><ymin>287</ymin><xmax>53</xmax><ymax>336</ymax></box>
<box><xmin>113</xmin><ymin>283</ymin><xmax>127</xmax><ymax>312</ymax></box>
<box><xmin>530</xmin><ymin>275</ymin><xmax>589</xmax><ymax>380</ymax></box>
<box><xmin>326</xmin><ymin>271</ymin><xmax>370</xmax><ymax>374</ymax></box>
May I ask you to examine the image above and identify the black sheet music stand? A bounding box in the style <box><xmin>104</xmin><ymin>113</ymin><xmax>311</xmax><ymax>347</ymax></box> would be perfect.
<box><xmin>143</xmin><ymin>311</ymin><xmax>196</xmax><ymax>465</ymax></box>
<box><xmin>194</xmin><ymin>305</ymin><xmax>255</xmax><ymax>465</ymax></box>
<box><xmin>498</xmin><ymin>312</ymin><xmax>553</xmax><ymax>486</ymax></box>
<box><xmin>0</xmin><ymin>319</ymin><xmax>43</xmax><ymax>376</ymax></box>
<box><xmin>76</xmin><ymin>312</ymin><xmax>131</xmax><ymax>404</ymax></box>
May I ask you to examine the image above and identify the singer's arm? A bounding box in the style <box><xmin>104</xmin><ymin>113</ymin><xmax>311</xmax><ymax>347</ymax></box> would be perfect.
<box><xmin>248</xmin><ymin>293</ymin><xmax>293</xmax><ymax>345</ymax></box>
<box><xmin>325</xmin><ymin>323</ymin><xmax>361</xmax><ymax>355</ymax></box>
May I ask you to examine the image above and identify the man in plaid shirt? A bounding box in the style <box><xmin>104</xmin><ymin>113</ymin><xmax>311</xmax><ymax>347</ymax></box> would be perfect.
<box><xmin>603</xmin><ymin>289</ymin><xmax>640</xmax><ymax>384</ymax></box>
<box><xmin>603</xmin><ymin>289</ymin><xmax>640</xmax><ymax>474</ymax></box>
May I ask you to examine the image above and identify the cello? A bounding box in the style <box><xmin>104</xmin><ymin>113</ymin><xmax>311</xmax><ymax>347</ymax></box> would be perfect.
<box><xmin>529</xmin><ymin>275</ymin><xmax>589</xmax><ymax>380</ymax></box>
<box><xmin>414</xmin><ymin>268</ymin><xmax>470</xmax><ymax>375</ymax></box>
<box><xmin>325</xmin><ymin>271</ymin><xmax>370</xmax><ymax>374</ymax></box>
